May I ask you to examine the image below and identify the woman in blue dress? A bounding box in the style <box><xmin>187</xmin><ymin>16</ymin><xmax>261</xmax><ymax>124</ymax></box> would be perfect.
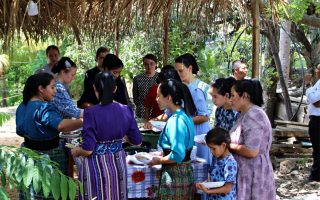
<box><xmin>148</xmin><ymin>79</ymin><xmax>196</xmax><ymax>200</ymax></box>
<box><xmin>51</xmin><ymin>57</ymin><xmax>83</xmax><ymax>119</ymax></box>
<box><xmin>174</xmin><ymin>53</ymin><xmax>211</xmax><ymax>163</ymax></box>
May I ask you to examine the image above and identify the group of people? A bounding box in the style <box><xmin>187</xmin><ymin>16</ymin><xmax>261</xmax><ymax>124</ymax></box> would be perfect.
<box><xmin>15</xmin><ymin>44</ymin><xmax>278</xmax><ymax>200</ymax></box>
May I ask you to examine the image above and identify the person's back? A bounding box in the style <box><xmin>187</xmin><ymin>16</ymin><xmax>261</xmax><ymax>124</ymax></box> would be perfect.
<box><xmin>71</xmin><ymin>72</ymin><xmax>142</xmax><ymax>200</ymax></box>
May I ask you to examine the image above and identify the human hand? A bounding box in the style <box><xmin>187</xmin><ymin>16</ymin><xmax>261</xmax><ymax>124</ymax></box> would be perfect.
<box><xmin>143</xmin><ymin>122</ymin><xmax>153</xmax><ymax>129</ymax></box>
<box><xmin>71</xmin><ymin>147</ymin><xmax>81</xmax><ymax>157</ymax></box>
<box><xmin>148</xmin><ymin>156</ymin><xmax>161</xmax><ymax>166</ymax></box>
<box><xmin>196</xmin><ymin>183</ymin><xmax>209</xmax><ymax>193</ymax></box>
<box><xmin>313</xmin><ymin>100</ymin><xmax>320</xmax><ymax>108</ymax></box>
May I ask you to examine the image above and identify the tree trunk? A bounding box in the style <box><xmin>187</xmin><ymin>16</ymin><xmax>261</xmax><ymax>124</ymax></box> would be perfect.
<box><xmin>262</xmin><ymin>22</ymin><xmax>293</xmax><ymax>120</ymax></box>
<box><xmin>263</xmin><ymin>42</ymin><xmax>278</xmax><ymax>127</ymax></box>
<box><xmin>251</xmin><ymin>0</ymin><xmax>260</xmax><ymax>78</ymax></box>
<box><xmin>279</xmin><ymin>20</ymin><xmax>291</xmax><ymax>87</ymax></box>
<box><xmin>1</xmin><ymin>76</ymin><xmax>7</xmax><ymax>107</ymax></box>
<box><xmin>162</xmin><ymin>0</ymin><xmax>173</xmax><ymax>66</ymax></box>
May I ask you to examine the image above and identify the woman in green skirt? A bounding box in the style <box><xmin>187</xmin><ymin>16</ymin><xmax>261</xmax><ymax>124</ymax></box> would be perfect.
<box><xmin>148</xmin><ymin>79</ymin><xmax>196</xmax><ymax>200</ymax></box>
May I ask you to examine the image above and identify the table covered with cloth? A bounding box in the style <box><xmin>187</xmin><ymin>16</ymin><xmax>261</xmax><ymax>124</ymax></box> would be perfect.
<box><xmin>127</xmin><ymin>159</ymin><xmax>209</xmax><ymax>199</ymax></box>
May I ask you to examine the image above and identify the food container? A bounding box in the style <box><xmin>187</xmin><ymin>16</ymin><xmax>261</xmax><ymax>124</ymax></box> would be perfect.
<box><xmin>140</xmin><ymin>131</ymin><xmax>160</xmax><ymax>149</ymax></box>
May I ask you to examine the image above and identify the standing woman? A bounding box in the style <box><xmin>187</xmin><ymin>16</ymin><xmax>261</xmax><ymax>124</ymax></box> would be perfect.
<box><xmin>51</xmin><ymin>57</ymin><xmax>83</xmax><ymax>119</ymax></box>
<box><xmin>133</xmin><ymin>54</ymin><xmax>159</xmax><ymax>118</ymax></box>
<box><xmin>35</xmin><ymin>45</ymin><xmax>60</xmax><ymax>75</ymax></box>
<box><xmin>149</xmin><ymin>79</ymin><xmax>196</xmax><ymax>200</ymax></box>
<box><xmin>16</xmin><ymin>73</ymin><xmax>82</xmax><ymax>199</ymax></box>
<box><xmin>174</xmin><ymin>53</ymin><xmax>211</xmax><ymax>163</ymax></box>
<box><xmin>71</xmin><ymin>72</ymin><xmax>142</xmax><ymax>200</ymax></box>
<box><xmin>101</xmin><ymin>53</ymin><xmax>133</xmax><ymax>107</ymax></box>
<box><xmin>229</xmin><ymin>79</ymin><xmax>276</xmax><ymax>199</ymax></box>
<box><xmin>209</xmin><ymin>77</ymin><xmax>239</xmax><ymax>131</ymax></box>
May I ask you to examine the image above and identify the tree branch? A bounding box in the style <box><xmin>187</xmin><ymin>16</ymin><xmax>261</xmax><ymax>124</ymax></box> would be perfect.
<box><xmin>299</xmin><ymin>15</ymin><xmax>320</xmax><ymax>28</ymax></box>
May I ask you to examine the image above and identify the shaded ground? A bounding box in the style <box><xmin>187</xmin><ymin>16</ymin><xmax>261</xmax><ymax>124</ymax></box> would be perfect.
<box><xmin>0</xmin><ymin>106</ymin><xmax>319</xmax><ymax>200</ymax></box>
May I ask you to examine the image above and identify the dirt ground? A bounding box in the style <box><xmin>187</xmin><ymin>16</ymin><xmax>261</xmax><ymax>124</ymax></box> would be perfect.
<box><xmin>0</xmin><ymin>106</ymin><xmax>319</xmax><ymax>200</ymax></box>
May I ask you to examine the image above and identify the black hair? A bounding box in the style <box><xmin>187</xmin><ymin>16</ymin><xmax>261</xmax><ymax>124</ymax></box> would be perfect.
<box><xmin>143</xmin><ymin>54</ymin><xmax>157</xmax><ymax>63</ymax></box>
<box><xmin>159</xmin><ymin>79</ymin><xmax>196</xmax><ymax>116</ymax></box>
<box><xmin>211</xmin><ymin>77</ymin><xmax>236</xmax><ymax>98</ymax></box>
<box><xmin>95</xmin><ymin>47</ymin><xmax>109</xmax><ymax>58</ymax></box>
<box><xmin>157</xmin><ymin>65</ymin><xmax>181</xmax><ymax>84</ymax></box>
<box><xmin>51</xmin><ymin>57</ymin><xmax>76</xmax><ymax>74</ymax></box>
<box><xmin>174</xmin><ymin>53</ymin><xmax>199</xmax><ymax>74</ymax></box>
<box><xmin>94</xmin><ymin>72</ymin><xmax>116</xmax><ymax>105</ymax></box>
<box><xmin>23</xmin><ymin>73</ymin><xmax>54</xmax><ymax>105</ymax></box>
<box><xmin>46</xmin><ymin>45</ymin><xmax>59</xmax><ymax>56</ymax></box>
<box><xmin>101</xmin><ymin>54</ymin><xmax>124</xmax><ymax>71</ymax></box>
<box><xmin>232</xmin><ymin>79</ymin><xmax>264</xmax><ymax>106</ymax></box>
<box><xmin>205</xmin><ymin>127</ymin><xmax>231</xmax><ymax>149</ymax></box>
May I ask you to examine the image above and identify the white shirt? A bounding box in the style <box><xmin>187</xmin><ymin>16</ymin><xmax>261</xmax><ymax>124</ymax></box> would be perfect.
<box><xmin>306</xmin><ymin>79</ymin><xmax>320</xmax><ymax>116</ymax></box>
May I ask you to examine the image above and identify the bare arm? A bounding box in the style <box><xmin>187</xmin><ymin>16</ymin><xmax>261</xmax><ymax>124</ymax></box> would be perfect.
<box><xmin>57</xmin><ymin>119</ymin><xmax>83</xmax><ymax>132</ymax></box>
<box><xmin>71</xmin><ymin>146</ymin><xmax>92</xmax><ymax>157</ymax></box>
<box><xmin>230</xmin><ymin>143</ymin><xmax>259</xmax><ymax>158</ymax></box>
<box><xmin>193</xmin><ymin>115</ymin><xmax>209</xmax><ymax>125</ymax></box>
<box><xmin>196</xmin><ymin>182</ymin><xmax>233</xmax><ymax>194</ymax></box>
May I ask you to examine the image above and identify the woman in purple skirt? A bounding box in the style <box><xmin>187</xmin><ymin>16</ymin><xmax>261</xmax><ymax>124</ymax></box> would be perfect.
<box><xmin>72</xmin><ymin>72</ymin><xmax>142</xmax><ymax>200</ymax></box>
<box><xmin>229</xmin><ymin>79</ymin><xmax>276</xmax><ymax>200</ymax></box>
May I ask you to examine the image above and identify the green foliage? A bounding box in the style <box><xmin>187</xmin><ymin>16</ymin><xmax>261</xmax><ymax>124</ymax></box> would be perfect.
<box><xmin>279</xmin><ymin>0</ymin><xmax>320</xmax><ymax>22</ymax></box>
<box><xmin>0</xmin><ymin>146</ymin><xmax>81</xmax><ymax>200</ymax></box>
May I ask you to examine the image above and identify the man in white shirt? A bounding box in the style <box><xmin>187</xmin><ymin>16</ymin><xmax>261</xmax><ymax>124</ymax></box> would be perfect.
<box><xmin>305</xmin><ymin>63</ymin><xmax>320</xmax><ymax>182</ymax></box>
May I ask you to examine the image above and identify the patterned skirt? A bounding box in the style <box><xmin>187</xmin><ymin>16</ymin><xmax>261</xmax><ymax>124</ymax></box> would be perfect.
<box><xmin>79</xmin><ymin>149</ymin><xmax>127</xmax><ymax>200</ymax></box>
<box><xmin>157</xmin><ymin>162</ymin><xmax>194</xmax><ymax>200</ymax></box>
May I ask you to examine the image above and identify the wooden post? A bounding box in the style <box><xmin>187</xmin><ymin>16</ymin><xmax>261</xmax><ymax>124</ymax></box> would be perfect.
<box><xmin>162</xmin><ymin>0</ymin><xmax>173</xmax><ymax>66</ymax></box>
<box><xmin>114</xmin><ymin>21</ymin><xmax>119</xmax><ymax>56</ymax></box>
<box><xmin>251</xmin><ymin>0</ymin><xmax>260</xmax><ymax>78</ymax></box>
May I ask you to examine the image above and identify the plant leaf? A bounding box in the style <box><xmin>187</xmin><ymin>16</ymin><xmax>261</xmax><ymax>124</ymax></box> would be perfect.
<box><xmin>42</xmin><ymin>167</ymin><xmax>52</xmax><ymax>198</ymax></box>
<box><xmin>0</xmin><ymin>171</ymin><xmax>6</xmax><ymax>186</ymax></box>
<box><xmin>60</xmin><ymin>175</ymin><xmax>68</xmax><ymax>200</ymax></box>
<box><xmin>23</xmin><ymin>158</ymin><xmax>34</xmax><ymax>187</ymax></box>
<box><xmin>51</xmin><ymin>172</ymin><xmax>61</xmax><ymax>200</ymax></box>
<box><xmin>68</xmin><ymin>178</ymin><xmax>76</xmax><ymax>200</ymax></box>
<box><xmin>32</xmin><ymin>166</ymin><xmax>41</xmax><ymax>193</ymax></box>
<box><xmin>0</xmin><ymin>186</ymin><xmax>10</xmax><ymax>200</ymax></box>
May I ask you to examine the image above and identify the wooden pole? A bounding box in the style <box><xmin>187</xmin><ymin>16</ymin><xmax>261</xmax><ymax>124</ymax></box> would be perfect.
<box><xmin>162</xmin><ymin>0</ymin><xmax>173</xmax><ymax>66</ymax></box>
<box><xmin>251</xmin><ymin>0</ymin><xmax>260</xmax><ymax>78</ymax></box>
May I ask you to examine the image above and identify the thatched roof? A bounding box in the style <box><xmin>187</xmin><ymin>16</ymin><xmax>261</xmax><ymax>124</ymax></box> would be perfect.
<box><xmin>1</xmin><ymin>0</ymin><xmax>264</xmax><ymax>47</ymax></box>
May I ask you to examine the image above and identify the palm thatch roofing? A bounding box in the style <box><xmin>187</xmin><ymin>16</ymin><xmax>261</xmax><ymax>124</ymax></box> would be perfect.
<box><xmin>0</xmin><ymin>0</ymin><xmax>277</xmax><ymax>47</ymax></box>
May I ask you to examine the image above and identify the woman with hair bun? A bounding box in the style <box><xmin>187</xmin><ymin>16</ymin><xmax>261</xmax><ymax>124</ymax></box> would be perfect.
<box><xmin>229</xmin><ymin>79</ymin><xmax>276</xmax><ymax>200</ymax></box>
<box><xmin>148</xmin><ymin>79</ymin><xmax>196</xmax><ymax>200</ymax></box>
<box><xmin>51</xmin><ymin>57</ymin><xmax>83</xmax><ymax>118</ymax></box>
<box><xmin>71</xmin><ymin>72</ymin><xmax>142</xmax><ymax>200</ymax></box>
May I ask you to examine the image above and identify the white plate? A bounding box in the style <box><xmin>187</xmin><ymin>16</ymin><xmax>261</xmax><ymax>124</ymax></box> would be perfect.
<box><xmin>201</xmin><ymin>181</ymin><xmax>225</xmax><ymax>189</ymax></box>
<box><xmin>135</xmin><ymin>152</ymin><xmax>153</xmax><ymax>164</ymax></box>
<box><xmin>127</xmin><ymin>155</ymin><xmax>144</xmax><ymax>165</ymax></box>
<box><xmin>149</xmin><ymin>120</ymin><xmax>166</xmax><ymax>130</ymax></box>
<box><xmin>59</xmin><ymin>132</ymin><xmax>81</xmax><ymax>139</ymax></box>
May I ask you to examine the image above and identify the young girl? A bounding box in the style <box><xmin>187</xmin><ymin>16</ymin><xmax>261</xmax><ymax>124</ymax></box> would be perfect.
<box><xmin>196</xmin><ymin>127</ymin><xmax>237</xmax><ymax>200</ymax></box>
<box><xmin>148</xmin><ymin>79</ymin><xmax>196</xmax><ymax>200</ymax></box>
<box><xmin>209</xmin><ymin>77</ymin><xmax>239</xmax><ymax>131</ymax></box>
<box><xmin>71</xmin><ymin>72</ymin><xmax>142</xmax><ymax>200</ymax></box>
